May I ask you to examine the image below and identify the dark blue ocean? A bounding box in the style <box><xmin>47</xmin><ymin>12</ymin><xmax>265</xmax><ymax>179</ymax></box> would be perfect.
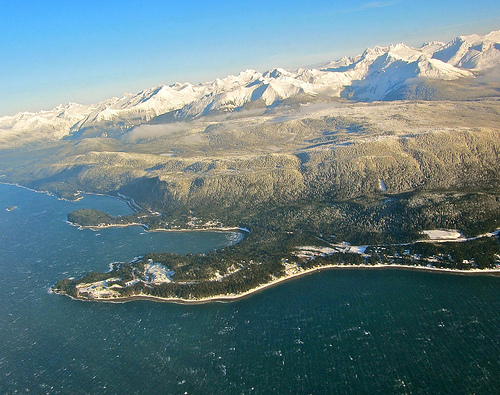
<box><xmin>0</xmin><ymin>182</ymin><xmax>499</xmax><ymax>394</ymax></box>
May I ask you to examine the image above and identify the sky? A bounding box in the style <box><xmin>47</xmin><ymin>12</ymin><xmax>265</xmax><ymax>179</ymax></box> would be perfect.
<box><xmin>1</xmin><ymin>0</ymin><xmax>499</xmax><ymax>116</ymax></box>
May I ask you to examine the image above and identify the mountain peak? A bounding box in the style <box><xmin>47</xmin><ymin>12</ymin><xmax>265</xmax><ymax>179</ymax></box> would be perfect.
<box><xmin>2</xmin><ymin>30</ymin><xmax>499</xmax><ymax>147</ymax></box>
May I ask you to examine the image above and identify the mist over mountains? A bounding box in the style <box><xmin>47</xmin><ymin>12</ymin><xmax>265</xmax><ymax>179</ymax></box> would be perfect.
<box><xmin>1</xmin><ymin>30</ymin><xmax>499</xmax><ymax>148</ymax></box>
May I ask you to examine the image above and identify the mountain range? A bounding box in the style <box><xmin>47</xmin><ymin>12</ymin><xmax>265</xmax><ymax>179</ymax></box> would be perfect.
<box><xmin>1</xmin><ymin>30</ymin><xmax>499</xmax><ymax>148</ymax></box>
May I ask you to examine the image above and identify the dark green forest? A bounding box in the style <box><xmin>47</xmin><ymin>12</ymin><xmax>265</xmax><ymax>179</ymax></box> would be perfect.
<box><xmin>55</xmin><ymin>188</ymin><xmax>500</xmax><ymax>301</ymax></box>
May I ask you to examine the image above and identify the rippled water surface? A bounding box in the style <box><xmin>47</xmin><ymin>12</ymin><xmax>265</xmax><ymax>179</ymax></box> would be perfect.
<box><xmin>0</xmin><ymin>183</ymin><xmax>499</xmax><ymax>394</ymax></box>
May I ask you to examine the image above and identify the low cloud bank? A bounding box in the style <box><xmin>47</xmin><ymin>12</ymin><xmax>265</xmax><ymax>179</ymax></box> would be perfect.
<box><xmin>123</xmin><ymin>123</ymin><xmax>191</xmax><ymax>141</ymax></box>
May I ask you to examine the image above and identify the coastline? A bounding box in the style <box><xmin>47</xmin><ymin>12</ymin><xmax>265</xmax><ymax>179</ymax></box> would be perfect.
<box><xmin>68</xmin><ymin>219</ymin><xmax>250</xmax><ymax>235</ymax></box>
<box><xmin>56</xmin><ymin>263</ymin><xmax>500</xmax><ymax>305</ymax></box>
<box><xmin>7</xmin><ymin>182</ymin><xmax>495</xmax><ymax>304</ymax></box>
<box><xmin>80</xmin><ymin>224</ymin><xmax>249</xmax><ymax>233</ymax></box>
<box><xmin>3</xmin><ymin>181</ymin><xmax>250</xmax><ymax>237</ymax></box>
<box><xmin>0</xmin><ymin>181</ymin><xmax>58</xmax><ymax>197</ymax></box>
<box><xmin>0</xmin><ymin>181</ymin><xmax>135</xmax><ymax>205</ymax></box>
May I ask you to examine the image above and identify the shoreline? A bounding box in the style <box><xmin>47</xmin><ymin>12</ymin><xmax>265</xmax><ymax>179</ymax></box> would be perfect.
<box><xmin>55</xmin><ymin>263</ymin><xmax>500</xmax><ymax>305</ymax></box>
<box><xmin>69</xmin><ymin>220</ymin><xmax>250</xmax><ymax>236</ymax></box>
<box><xmin>0</xmin><ymin>181</ymin><xmax>133</xmax><ymax>204</ymax></box>
<box><xmin>4</xmin><ymin>181</ymin><xmax>250</xmax><ymax>237</ymax></box>
<box><xmin>7</xmin><ymin>182</ymin><xmax>496</xmax><ymax>304</ymax></box>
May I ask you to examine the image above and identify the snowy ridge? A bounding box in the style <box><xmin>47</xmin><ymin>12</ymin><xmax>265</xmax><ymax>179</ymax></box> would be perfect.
<box><xmin>1</xmin><ymin>30</ymin><xmax>499</xmax><ymax>146</ymax></box>
<box><xmin>0</xmin><ymin>102</ymin><xmax>96</xmax><ymax>146</ymax></box>
<box><xmin>433</xmin><ymin>31</ymin><xmax>500</xmax><ymax>70</ymax></box>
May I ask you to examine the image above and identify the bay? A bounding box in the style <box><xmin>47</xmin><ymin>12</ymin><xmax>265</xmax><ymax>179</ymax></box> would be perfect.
<box><xmin>0</xmin><ymin>183</ymin><xmax>499</xmax><ymax>394</ymax></box>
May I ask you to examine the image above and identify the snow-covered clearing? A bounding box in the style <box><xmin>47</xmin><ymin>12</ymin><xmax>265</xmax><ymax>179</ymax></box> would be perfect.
<box><xmin>144</xmin><ymin>262</ymin><xmax>175</xmax><ymax>284</ymax></box>
<box><xmin>421</xmin><ymin>229</ymin><xmax>464</xmax><ymax>240</ymax></box>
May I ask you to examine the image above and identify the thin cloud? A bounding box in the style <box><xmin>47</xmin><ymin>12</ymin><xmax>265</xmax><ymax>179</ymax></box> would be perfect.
<box><xmin>349</xmin><ymin>1</ymin><xmax>399</xmax><ymax>12</ymax></box>
<box><xmin>362</xmin><ymin>1</ymin><xmax>398</xmax><ymax>9</ymax></box>
<box><xmin>122</xmin><ymin>123</ymin><xmax>192</xmax><ymax>141</ymax></box>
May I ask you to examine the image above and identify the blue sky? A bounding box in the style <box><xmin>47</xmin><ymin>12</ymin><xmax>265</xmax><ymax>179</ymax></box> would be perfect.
<box><xmin>1</xmin><ymin>0</ymin><xmax>499</xmax><ymax>116</ymax></box>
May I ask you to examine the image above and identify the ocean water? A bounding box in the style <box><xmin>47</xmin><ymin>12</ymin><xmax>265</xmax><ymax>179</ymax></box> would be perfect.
<box><xmin>0</xmin><ymin>182</ymin><xmax>499</xmax><ymax>394</ymax></box>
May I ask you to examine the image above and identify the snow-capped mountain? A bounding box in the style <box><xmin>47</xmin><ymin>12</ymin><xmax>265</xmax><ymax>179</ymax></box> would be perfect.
<box><xmin>432</xmin><ymin>30</ymin><xmax>500</xmax><ymax>70</ymax></box>
<box><xmin>0</xmin><ymin>102</ymin><xmax>96</xmax><ymax>147</ymax></box>
<box><xmin>1</xmin><ymin>30</ymin><xmax>499</xmax><ymax>146</ymax></box>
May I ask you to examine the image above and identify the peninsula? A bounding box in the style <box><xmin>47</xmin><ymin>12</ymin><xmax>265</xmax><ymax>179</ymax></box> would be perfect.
<box><xmin>53</xmin><ymin>204</ymin><xmax>500</xmax><ymax>302</ymax></box>
<box><xmin>0</xmin><ymin>30</ymin><xmax>498</xmax><ymax>303</ymax></box>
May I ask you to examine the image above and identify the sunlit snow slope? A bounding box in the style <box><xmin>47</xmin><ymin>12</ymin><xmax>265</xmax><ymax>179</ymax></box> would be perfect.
<box><xmin>1</xmin><ymin>30</ymin><xmax>499</xmax><ymax>147</ymax></box>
